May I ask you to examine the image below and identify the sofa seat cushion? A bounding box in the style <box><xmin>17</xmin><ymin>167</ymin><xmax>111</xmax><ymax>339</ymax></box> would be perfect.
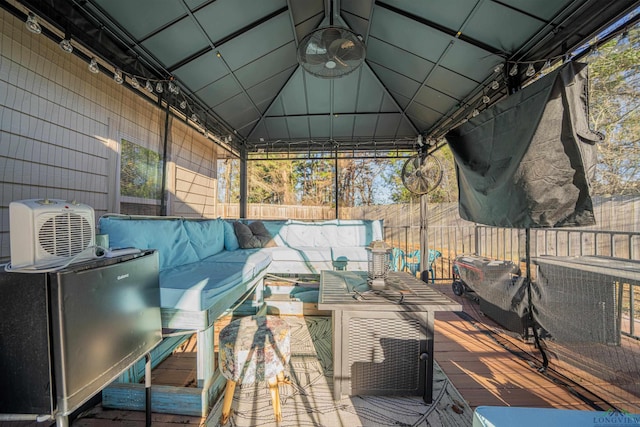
<box><xmin>202</xmin><ymin>249</ymin><xmax>272</xmax><ymax>276</ymax></box>
<box><xmin>330</xmin><ymin>246</ymin><xmax>369</xmax><ymax>263</ymax></box>
<box><xmin>159</xmin><ymin>249</ymin><xmax>272</xmax><ymax>311</ymax></box>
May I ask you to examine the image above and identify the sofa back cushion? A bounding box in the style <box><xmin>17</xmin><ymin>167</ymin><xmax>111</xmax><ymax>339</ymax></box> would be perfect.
<box><xmin>99</xmin><ymin>217</ymin><xmax>200</xmax><ymax>270</ymax></box>
<box><xmin>183</xmin><ymin>219</ymin><xmax>225</xmax><ymax>260</ymax></box>
<box><xmin>264</xmin><ymin>219</ymin><xmax>383</xmax><ymax>248</ymax></box>
<box><xmin>223</xmin><ymin>221</ymin><xmax>240</xmax><ymax>251</ymax></box>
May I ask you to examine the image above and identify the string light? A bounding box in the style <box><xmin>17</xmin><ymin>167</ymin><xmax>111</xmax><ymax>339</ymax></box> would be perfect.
<box><xmin>88</xmin><ymin>58</ymin><xmax>100</xmax><ymax>73</ymax></box>
<box><xmin>509</xmin><ymin>63</ymin><xmax>518</xmax><ymax>76</ymax></box>
<box><xmin>25</xmin><ymin>13</ymin><xmax>42</xmax><ymax>34</ymax></box>
<box><xmin>23</xmin><ymin>9</ymin><xmax>223</xmax><ymax>147</ymax></box>
<box><xmin>525</xmin><ymin>63</ymin><xmax>536</xmax><ymax>77</ymax></box>
<box><xmin>59</xmin><ymin>37</ymin><xmax>73</xmax><ymax>53</ymax></box>
<box><xmin>113</xmin><ymin>69</ymin><xmax>124</xmax><ymax>84</ymax></box>
<box><xmin>491</xmin><ymin>80</ymin><xmax>499</xmax><ymax>90</ymax></box>
<box><xmin>482</xmin><ymin>95</ymin><xmax>490</xmax><ymax>104</ymax></box>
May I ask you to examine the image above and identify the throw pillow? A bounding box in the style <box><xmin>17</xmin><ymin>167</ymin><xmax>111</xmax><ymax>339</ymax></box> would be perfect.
<box><xmin>249</xmin><ymin>221</ymin><xmax>277</xmax><ymax>247</ymax></box>
<box><xmin>233</xmin><ymin>221</ymin><xmax>262</xmax><ymax>249</ymax></box>
<box><xmin>223</xmin><ymin>221</ymin><xmax>240</xmax><ymax>251</ymax></box>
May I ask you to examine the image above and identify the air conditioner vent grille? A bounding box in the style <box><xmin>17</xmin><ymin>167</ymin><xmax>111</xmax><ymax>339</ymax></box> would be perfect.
<box><xmin>38</xmin><ymin>213</ymin><xmax>93</xmax><ymax>257</ymax></box>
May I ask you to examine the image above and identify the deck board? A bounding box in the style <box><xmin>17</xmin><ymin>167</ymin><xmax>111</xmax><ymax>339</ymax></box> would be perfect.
<box><xmin>4</xmin><ymin>280</ymin><xmax>640</xmax><ymax>426</ymax></box>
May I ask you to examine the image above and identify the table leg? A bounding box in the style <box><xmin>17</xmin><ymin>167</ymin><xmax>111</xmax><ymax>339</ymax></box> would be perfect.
<box><xmin>268</xmin><ymin>376</ymin><xmax>282</xmax><ymax>421</ymax></box>
<box><xmin>424</xmin><ymin>311</ymin><xmax>435</xmax><ymax>403</ymax></box>
<box><xmin>220</xmin><ymin>379</ymin><xmax>236</xmax><ymax>425</ymax></box>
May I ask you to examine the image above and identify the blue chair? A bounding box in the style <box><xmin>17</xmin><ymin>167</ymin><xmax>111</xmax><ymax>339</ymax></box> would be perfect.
<box><xmin>405</xmin><ymin>250</ymin><xmax>421</xmax><ymax>276</ymax></box>
<box><xmin>427</xmin><ymin>249</ymin><xmax>442</xmax><ymax>283</ymax></box>
<box><xmin>390</xmin><ymin>247</ymin><xmax>406</xmax><ymax>272</ymax></box>
<box><xmin>405</xmin><ymin>249</ymin><xmax>442</xmax><ymax>283</ymax></box>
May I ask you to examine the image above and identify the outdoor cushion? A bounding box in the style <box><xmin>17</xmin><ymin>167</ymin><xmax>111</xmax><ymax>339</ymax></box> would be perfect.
<box><xmin>183</xmin><ymin>219</ymin><xmax>225</xmax><ymax>260</ymax></box>
<box><xmin>223</xmin><ymin>221</ymin><xmax>240</xmax><ymax>251</ymax></box>
<box><xmin>99</xmin><ymin>217</ymin><xmax>199</xmax><ymax>270</ymax></box>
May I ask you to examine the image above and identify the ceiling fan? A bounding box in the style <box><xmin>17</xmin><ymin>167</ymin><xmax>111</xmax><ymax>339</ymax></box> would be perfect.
<box><xmin>296</xmin><ymin>0</ymin><xmax>366</xmax><ymax>78</ymax></box>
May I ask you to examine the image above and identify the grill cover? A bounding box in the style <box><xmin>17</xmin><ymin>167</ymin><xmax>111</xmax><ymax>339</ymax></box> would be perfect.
<box><xmin>445</xmin><ymin>62</ymin><xmax>602</xmax><ymax>228</ymax></box>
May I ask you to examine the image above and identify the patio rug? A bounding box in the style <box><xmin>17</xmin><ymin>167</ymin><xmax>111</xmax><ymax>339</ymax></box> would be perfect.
<box><xmin>215</xmin><ymin>316</ymin><xmax>472</xmax><ymax>427</ymax></box>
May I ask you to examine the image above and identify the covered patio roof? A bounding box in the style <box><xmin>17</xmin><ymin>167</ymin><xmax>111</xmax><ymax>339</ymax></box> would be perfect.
<box><xmin>6</xmin><ymin>0</ymin><xmax>639</xmax><ymax>156</ymax></box>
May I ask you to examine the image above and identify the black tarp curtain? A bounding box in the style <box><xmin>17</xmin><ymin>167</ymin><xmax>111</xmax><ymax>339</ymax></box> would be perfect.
<box><xmin>445</xmin><ymin>62</ymin><xmax>602</xmax><ymax>229</ymax></box>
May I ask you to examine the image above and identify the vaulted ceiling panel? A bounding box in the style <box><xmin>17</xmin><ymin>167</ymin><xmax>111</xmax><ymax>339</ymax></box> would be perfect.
<box><xmin>93</xmin><ymin>0</ymin><xmax>186</xmax><ymax>39</ymax></box>
<box><xmin>353</xmin><ymin>115</ymin><xmax>379</xmax><ymax>138</ymax></box>
<box><xmin>141</xmin><ymin>18</ymin><xmax>209</xmax><ymax>68</ymax></box>
<box><xmin>28</xmin><ymin>0</ymin><xmax>638</xmax><ymax>154</ymax></box>
<box><xmin>332</xmin><ymin>115</ymin><xmax>355</xmax><ymax>138</ymax></box>
<box><xmin>286</xmin><ymin>116</ymin><xmax>311</xmax><ymax>139</ymax></box>
<box><xmin>463</xmin><ymin>1</ymin><xmax>546</xmax><ymax>52</ymax></box>
<box><xmin>332</xmin><ymin>72</ymin><xmax>360</xmax><ymax>113</ymax></box>
<box><xmin>308</xmin><ymin>116</ymin><xmax>331</xmax><ymax>139</ymax></box>
<box><xmin>427</xmin><ymin>66</ymin><xmax>479</xmax><ymax>101</ymax></box>
<box><xmin>439</xmin><ymin>40</ymin><xmax>503</xmax><ymax>83</ymax></box>
<box><xmin>196</xmin><ymin>74</ymin><xmax>242</xmax><ymax>108</ymax></box>
<box><xmin>214</xmin><ymin>93</ymin><xmax>259</xmax><ymax>130</ymax></box>
<box><xmin>374</xmin><ymin>114</ymin><xmax>402</xmax><ymax>138</ymax></box>
<box><xmin>277</xmin><ymin>70</ymin><xmax>311</xmax><ymax>115</ymax></box>
<box><xmin>302</xmin><ymin>77</ymin><xmax>331</xmax><ymax>115</ymax></box>
<box><xmin>413</xmin><ymin>86</ymin><xmax>459</xmax><ymax>116</ymax></box>
<box><xmin>379</xmin><ymin>0</ymin><xmax>475</xmax><ymax>32</ymax></box>
<box><xmin>368</xmin><ymin>63</ymin><xmax>420</xmax><ymax>101</ymax></box>
<box><xmin>499</xmin><ymin>0</ymin><xmax>568</xmax><ymax>21</ymax></box>
<box><xmin>355</xmin><ymin>69</ymin><xmax>387</xmax><ymax>112</ymax></box>
<box><xmin>172</xmin><ymin>52</ymin><xmax>230</xmax><ymax>92</ymax></box>
<box><xmin>265</xmin><ymin>117</ymin><xmax>290</xmax><ymax>139</ymax></box>
<box><xmin>366</xmin><ymin>38</ymin><xmax>435</xmax><ymax>83</ymax></box>
<box><xmin>246</xmin><ymin>67</ymin><xmax>297</xmax><ymax>114</ymax></box>
<box><xmin>194</xmin><ymin>0</ymin><xmax>286</xmax><ymax>44</ymax></box>
<box><xmin>217</xmin><ymin>12</ymin><xmax>293</xmax><ymax>71</ymax></box>
<box><xmin>233</xmin><ymin>42</ymin><xmax>297</xmax><ymax>89</ymax></box>
<box><xmin>405</xmin><ymin>102</ymin><xmax>444</xmax><ymax>129</ymax></box>
<box><xmin>369</xmin><ymin>6</ymin><xmax>452</xmax><ymax>64</ymax></box>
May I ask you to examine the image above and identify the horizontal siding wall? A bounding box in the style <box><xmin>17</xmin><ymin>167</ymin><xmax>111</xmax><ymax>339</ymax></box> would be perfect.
<box><xmin>0</xmin><ymin>8</ymin><xmax>222</xmax><ymax>262</ymax></box>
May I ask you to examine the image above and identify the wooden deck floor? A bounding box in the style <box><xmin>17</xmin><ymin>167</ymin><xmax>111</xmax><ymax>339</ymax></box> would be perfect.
<box><xmin>3</xmin><ymin>281</ymin><xmax>638</xmax><ymax>426</ymax></box>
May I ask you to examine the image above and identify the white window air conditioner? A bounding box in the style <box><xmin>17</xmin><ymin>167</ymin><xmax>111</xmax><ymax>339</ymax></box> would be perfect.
<box><xmin>9</xmin><ymin>199</ymin><xmax>96</xmax><ymax>269</ymax></box>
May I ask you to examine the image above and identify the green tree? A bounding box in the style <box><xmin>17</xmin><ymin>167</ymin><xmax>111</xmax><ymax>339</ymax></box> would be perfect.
<box><xmin>588</xmin><ymin>24</ymin><xmax>640</xmax><ymax>195</ymax></box>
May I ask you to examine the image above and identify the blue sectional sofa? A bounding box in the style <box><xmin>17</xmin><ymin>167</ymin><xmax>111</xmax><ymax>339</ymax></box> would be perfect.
<box><xmin>97</xmin><ymin>214</ymin><xmax>383</xmax><ymax>417</ymax></box>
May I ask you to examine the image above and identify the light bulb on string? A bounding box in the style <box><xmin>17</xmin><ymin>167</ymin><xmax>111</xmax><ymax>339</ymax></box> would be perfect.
<box><xmin>491</xmin><ymin>80</ymin><xmax>500</xmax><ymax>90</ymax></box>
<box><xmin>168</xmin><ymin>82</ymin><xmax>179</xmax><ymax>95</ymax></box>
<box><xmin>471</xmin><ymin>109</ymin><xmax>479</xmax><ymax>117</ymax></box>
<box><xmin>145</xmin><ymin>81</ymin><xmax>154</xmax><ymax>92</ymax></box>
<box><xmin>155</xmin><ymin>82</ymin><xmax>163</xmax><ymax>93</ymax></box>
<box><xmin>509</xmin><ymin>63</ymin><xmax>518</xmax><ymax>76</ymax></box>
<box><xmin>525</xmin><ymin>63</ymin><xmax>535</xmax><ymax>77</ymax></box>
<box><xmin>541</xmin><ymin>60</ymin><xmax>551</xmax><ymax>73</ymax></box>
<box><xmin>59</xmin><ymin>38</ymin><xmax>73</xmax><ymax>53</ymax></box>
<box><xmin>114</xmin><ymin>69</ymin><xmax>124</xmax><ymax>84</ymax></box>
<box><xmin>179</xmin><ymin>100</ymin><xmax>187</xmax><ymax>109</ymax></box>
<box><xmin>482</xmin><ymin>95</ymin><xmax>490</xmax><ymax>104</ymax></box>
<box><xmin>88</xmin><ymin>58</ymin><xmax>100</xmax><ymax>74</ymax></box>
<box><xmin>130</xmin><ymin>77</ymin><xmax>140</xmax><ymax>89</ymax></box>
<box><xmin>25</xmin><ymin>13</ymin><xmax>42</xmax><ymax>34</ymax></box>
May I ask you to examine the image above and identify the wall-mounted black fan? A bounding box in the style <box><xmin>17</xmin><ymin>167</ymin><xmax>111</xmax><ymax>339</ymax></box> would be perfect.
<box><xmin>401</xmin><ymin>153</ymin><xmax>443</xmax><ymax>195</ymax></box>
